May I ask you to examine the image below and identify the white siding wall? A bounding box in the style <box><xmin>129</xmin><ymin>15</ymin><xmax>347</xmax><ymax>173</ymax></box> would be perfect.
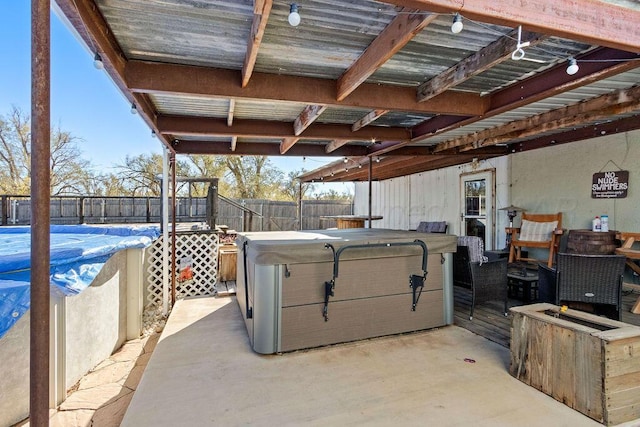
<box><xmin>354</xmin><ymin>129</ymin><xmax>640</xmax><ymax>246</ymax></box>
<box><xmin>510</xmin><ymin>130</ymin><xmax>640</xmax><ymax>232</ymax></box>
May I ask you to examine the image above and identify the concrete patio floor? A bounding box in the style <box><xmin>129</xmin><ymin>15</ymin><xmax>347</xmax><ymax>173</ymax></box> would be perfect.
<box><xmin>119</xmin><ymin>296</ymin><xmax>613</xmax><ymax>427</ymax></box>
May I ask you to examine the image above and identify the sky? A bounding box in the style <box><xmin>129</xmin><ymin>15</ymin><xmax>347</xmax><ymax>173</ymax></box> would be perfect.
<box><xmin>0</xmin><ymin>2</ymin><xmax>351</xmax><ymax>193</ymax></box>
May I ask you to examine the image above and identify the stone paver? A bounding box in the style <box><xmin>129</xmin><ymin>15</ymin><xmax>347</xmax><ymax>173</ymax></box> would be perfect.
<box><xmin>17</xmin><ymin>331</ymin><xmax>160</xmax><ymax>427</ymax></box>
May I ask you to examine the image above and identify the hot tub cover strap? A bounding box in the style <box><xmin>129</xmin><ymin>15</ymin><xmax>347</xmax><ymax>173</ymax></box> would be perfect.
<box><xmin>322</xmin><ymin>240</ymin><xmax>428</xmax><ymax>321</ymax></box>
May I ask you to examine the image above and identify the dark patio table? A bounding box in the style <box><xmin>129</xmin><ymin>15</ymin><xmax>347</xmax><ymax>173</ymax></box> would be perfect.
<box><xmin>507</xmin><ymin>268</ymin><xmax>539</xmax><ymax>303</ymax></box>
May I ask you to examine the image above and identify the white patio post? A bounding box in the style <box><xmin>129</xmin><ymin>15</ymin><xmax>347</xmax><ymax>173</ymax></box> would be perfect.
<box><xmin>162</xmin><ymin>146</ymin><xmax>170</xmax><ymax>315</ymax></box>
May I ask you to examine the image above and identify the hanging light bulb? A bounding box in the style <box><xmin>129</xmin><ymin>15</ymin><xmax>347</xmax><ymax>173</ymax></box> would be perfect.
<box><xmin>343</xmin><ymin>157</ymin><xmax>348</xmax><ymax>163</ymax></box>
<box><xmin>93</xmin><ymin>53</ymin><xmax>104</xmax><ymax>69</ymax></box>
<box><xmin>151</xmin><ymin>130</ymin><xmax>157</xmax><ymax>138</ymax></box>
<box><xmin>130</xmin><ymin>103</ymin><xmax>138</xmax><ymax>114</ymax></box>
<box><xmin>451</xmin><ymin>13</ymin><xmax>463</xmax><ymax>34</ymax></box>
<box><xmin>566</xmin><ymin>58</ymin><xmax>579</xmax><ymax>75</ymax></box>
<box><xmin>288</xmin><ymin>4</ymin><xmax>301</xmax><ymax>27</ymax></box>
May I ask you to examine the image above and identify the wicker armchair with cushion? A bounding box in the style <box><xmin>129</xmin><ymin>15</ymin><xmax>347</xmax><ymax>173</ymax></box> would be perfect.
<box><xmin>453</xmin><ymin>236</ymin><xmax>508</xmax><ymax>320</ymax></box>
<box><xmin>555</xmin><ymin>252</ymin><xmax>626</xmax><ymax>320</ymax></box>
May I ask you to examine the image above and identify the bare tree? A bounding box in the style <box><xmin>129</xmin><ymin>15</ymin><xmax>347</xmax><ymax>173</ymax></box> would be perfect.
<box><xmin>224</xmin><ymin>156</ymin><xmax>284</xmax><ymax>199</ymax></box>
<box><xmin>112</xmin><ymin>153</ymin><xmax>192</xmax><ymax>196</ymax></box>
<box><xmin>185</xmin><ymin>154</ymin><xmax>231</xmax><ymax>196</ymax></box>
<box><xmin>0</xmin><ymin>106</ymin><xmax>95</xmax><ymax>195</ymax></box>
<box><xmin>280</xmin><ymin>169</ymin><xmax>315</xmax><ymax>201</ymax></box>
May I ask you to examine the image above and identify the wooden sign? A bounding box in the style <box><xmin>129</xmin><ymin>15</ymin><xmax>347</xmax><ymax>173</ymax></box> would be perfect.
<box><xmin>592</xmin><ymin>170</ymin><xmax>629</xmax><ymax>199</ymax></box>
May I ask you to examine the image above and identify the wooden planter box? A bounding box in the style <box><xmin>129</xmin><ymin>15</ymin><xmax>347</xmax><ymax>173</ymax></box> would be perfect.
<box><xmin>510</xmin><ymin>303</ymin><xmax>640</xmax><ymax>426</ymax></box>
<box><xmin>218</xmin><ymin>244</ymin><xmax>237</xmax><ymax>282</ymax></box>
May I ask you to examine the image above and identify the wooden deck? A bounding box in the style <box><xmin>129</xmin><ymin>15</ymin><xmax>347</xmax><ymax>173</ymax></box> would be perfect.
<box><xmin>453</xmin><ymin>284</ymin><xmax>640</xmax><ymax>348</ymax></box>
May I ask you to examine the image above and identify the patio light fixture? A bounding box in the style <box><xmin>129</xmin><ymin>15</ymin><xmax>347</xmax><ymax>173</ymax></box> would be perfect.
<box><xmin>130</xmin><ymin>103</ymin><xmax>137</xmax><ymax>114</ymax></box>
<box><xmin>451</xmin><ymin>13</ymin><xmax>463</xmax><ymax>34</ymax></box>
<box><xmin>93</xmin><ymin>53</ymin><xmax>104</xmax><ymax>69</ymax></box>
<box><xmin>288</xmin><ymin>4</ymin><xmax>301</xmax><ymax>27</ymax></box>
<box><xmin>566</xmin><ymin>58</ymin><xmax>579</xmax><ymax>75</ymax></box>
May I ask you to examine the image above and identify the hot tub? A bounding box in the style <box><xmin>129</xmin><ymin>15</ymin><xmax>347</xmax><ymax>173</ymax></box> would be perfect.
<box><xmin>236</xmin><ymin>229</ymin><xmax>457</xmax><ymax>354</ymax></box>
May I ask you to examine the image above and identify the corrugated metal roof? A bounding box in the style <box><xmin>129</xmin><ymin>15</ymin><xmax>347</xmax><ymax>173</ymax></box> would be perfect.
<box><xmin>55</xmin><ymin>0</ymin><xmax>640</xmax><ymax>181</ymax></box>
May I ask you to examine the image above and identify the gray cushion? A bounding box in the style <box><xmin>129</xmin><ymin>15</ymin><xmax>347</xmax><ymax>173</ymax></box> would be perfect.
<box><xmin>416</xmin><ymin>221</ymin><xmax>447</xmax><ymax>233</ymax></box>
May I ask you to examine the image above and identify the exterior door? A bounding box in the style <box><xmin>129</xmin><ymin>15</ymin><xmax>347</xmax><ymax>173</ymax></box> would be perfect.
<box><xmin>461</xmin><ymin>171</ymin><xmax>494</xmax><ymax>250</ymax></box>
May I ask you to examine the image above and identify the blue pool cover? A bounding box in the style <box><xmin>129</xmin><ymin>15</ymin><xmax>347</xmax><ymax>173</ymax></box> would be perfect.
<box><xmin>0</xmin><ymin>224</ymin><xmax>160</xmax><ymax>339</ymax></box>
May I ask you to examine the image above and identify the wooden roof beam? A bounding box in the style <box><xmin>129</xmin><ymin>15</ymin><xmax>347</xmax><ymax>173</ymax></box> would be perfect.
<box><xmin>337</xmin><ymin>9</ymin><xmax>437</xmax><ymax>101</ymax></box>
<box><xmin>325</xmin><ymin>139</ymin><xmax>352</xmax><ymax>154</ymax></box>
<box><xmin>280</xmin><ymin>137</ymin><xmax>300</xmax><ymax>154</ymax></box>
<box><xmin>126</xmin><ymin>61</ymin><xmax>486</xmax><ymax>116</ymax></box>
<box><xmin>227</xmin><ymin>99</ymin><xmax>236</xmax><ymax>126</ymax></box>
<box><xmin>352</xmin><ymin>109</ymin><xmax>389</xmax><ymax>131</ymax></box>
<box><xmin>368</xmin><ymin>47</ymin><xmax>640</xmax><ymax>156</ymax></box>
<box><xmin>242</xmin><ymin>0</ymin><xmax>273</xmax><ymax>88</ymax></box>
<box><xmin>440</xmin><ymin>85</ymin><xmax>640</xmax><ymax>152</ymax></box>
<box><xmin>157</xmin><ymin>115</ymin><xmax>411</xmax><ymax>141</ymax></box>
<box><xmin>378</xmin><ymin>0</ymin><xmax>640</xmax><ymax>53</ymax></box>
<box><xmin>172</xmin><ymin>140</ymin><xmax>369</xmax><ymax>156</ymax></box>
<box><xmin>417</xmin><ymin>29</ymin><xmax>545</xmax><ymax>102</ymax></box>
<box><xmin>294</xmin><ymin>105</ymin><xmax>327</xmax><ymax>136</ymax></box>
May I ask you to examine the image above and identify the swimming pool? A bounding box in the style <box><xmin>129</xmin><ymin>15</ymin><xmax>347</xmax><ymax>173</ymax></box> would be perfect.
<box><xmin>0</xmin><ymin>224</ymin><xmax>160</xmax><ymax>338</ymax></box>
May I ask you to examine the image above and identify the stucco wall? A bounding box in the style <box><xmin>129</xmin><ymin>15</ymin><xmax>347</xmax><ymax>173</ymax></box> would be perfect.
<box><xmin>354</xmin><ymin>129</ymin><xmax>639</xmax><ymax>247</ymax></box>
<box><xmin>0</xmin><ymin>312</ymin><xmax>30</xmax><ymax>426</ymax></box>
<box><xmin>65</xmin><ymin>250</ymin><xmax>128</xmax><ymax>388</ymax></box>
<box><xmin>0</xmin><ymin>248</ymin><xmax>140</xmax><ymax>426</ymax></box>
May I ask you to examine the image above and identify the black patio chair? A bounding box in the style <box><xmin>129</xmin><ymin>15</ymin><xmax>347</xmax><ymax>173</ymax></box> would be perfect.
<box><xmin>537</xmin><ymin>263</ymin><xmax>556</xmax><ymax>304</ymax></box>
<box><xmin>453</xmin><ymin>236</ymin><xmax>508</xmax><ymax>320</ymax></box>
<box><xmin>555</xmin><ymin>252</ymin><xmax>626</xmax><ymax>320</ymax></box>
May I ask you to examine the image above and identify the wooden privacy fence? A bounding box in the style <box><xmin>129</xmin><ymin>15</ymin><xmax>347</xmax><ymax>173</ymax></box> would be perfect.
<box><xmin>0</xmin><ymin>195</ymin><xmax>352</xmax><ymax>231</ymax></box>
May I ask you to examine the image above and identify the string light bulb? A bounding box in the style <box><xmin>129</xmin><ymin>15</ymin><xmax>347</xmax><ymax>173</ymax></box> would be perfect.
<box><xmin>130</xmin><ymin>103</ymin><xmax>137</xmax><ymax>114</ymax></box>
<box><xmin>566</xmin><ymin>58</ymin><xmax>579</xmax><ymax>75</ymax></box>
<box><xmin>451</xmin><ymin>13</ymin><xmax>463</xmax><ymax>34</ymax></box>
<box><xmin>288</xmin><ymin>4</ymin><xmax>301</xmax><ymax>27</ymax></box>
<box><xmin>343</xmin><ymin>157</ymin><xmax>348</xmax><ymax>163</ymax></box>
<box><xmin>93</xmin><ymin>53</ymin><xmax>104</xmax><ymax>69</ymax></box>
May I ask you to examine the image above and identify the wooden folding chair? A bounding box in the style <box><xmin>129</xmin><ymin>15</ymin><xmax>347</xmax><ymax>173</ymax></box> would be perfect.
<box><xmin>508</xmin><ymin>212</ymin><xmax>563</xmax><ymax>268</ymax></box>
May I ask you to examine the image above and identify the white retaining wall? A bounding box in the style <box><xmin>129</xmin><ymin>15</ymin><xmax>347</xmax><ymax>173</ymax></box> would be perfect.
<box><xmin>0</xmin><ymin>248</ymin><xmax>145</xmax><ymax>426</ymax></box>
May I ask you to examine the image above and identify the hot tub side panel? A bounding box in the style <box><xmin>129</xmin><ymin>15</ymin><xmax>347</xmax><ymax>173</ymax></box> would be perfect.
<box><xmin>236</xmin><ymin>245</ymin><xmax>283</xmax><ymax>354</ymax></box>
<box><xmin>279</xmin><ymin>253</ymin><xmax>444</xmax><ymax>352</ymax></box>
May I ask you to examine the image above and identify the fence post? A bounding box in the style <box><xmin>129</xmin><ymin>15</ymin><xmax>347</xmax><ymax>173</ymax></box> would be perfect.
<box><xmin>146</xmin><ymin>197</ymin><xmax>151</xmax><ymax>223</ymax></box>
<box><xmin>0</xmin><ymin>196</ymin><xmax>6</xmax><ymax>226</ymax></box>
<box><xmin>79</xmin><ymin>197</ymin><xmax>84</xmax><ymax>224</ymax></box>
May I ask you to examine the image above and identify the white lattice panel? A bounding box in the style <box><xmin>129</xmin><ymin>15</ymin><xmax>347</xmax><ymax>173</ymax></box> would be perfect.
<box><xmin>145</xmin><ymin>232</ymin><xmax>219</xmax><ymax>307</ymax></box>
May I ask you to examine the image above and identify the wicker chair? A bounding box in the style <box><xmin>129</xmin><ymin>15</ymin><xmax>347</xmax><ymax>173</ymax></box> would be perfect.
<box><xmin>555</xmin><ymin>253</ymin><xmax>626</xmax><ymax>320</ymax></box>
<box><xmin>453</xmin><ymin>236</ymin><xmax>508</xmax><ymax>320</ymax></box>
<box><xmin>537</xmin><ymin>263</ymin><xmax>557</xmax><ymax>304</ymax></box>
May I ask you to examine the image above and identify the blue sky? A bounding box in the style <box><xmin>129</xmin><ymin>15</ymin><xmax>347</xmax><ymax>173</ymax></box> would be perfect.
<box><xmin>0</xmin><ymin>2</ymin><xmax>346</xmax><ymax>186</ymax></box>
